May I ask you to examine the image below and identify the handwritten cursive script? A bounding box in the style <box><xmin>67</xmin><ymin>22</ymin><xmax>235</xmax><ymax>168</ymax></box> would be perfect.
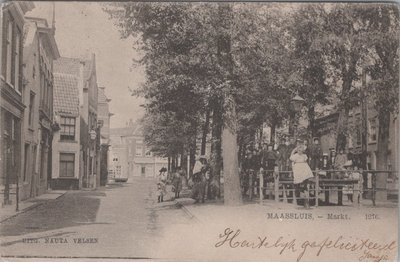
<box><xmin>215</xmin><ymin>228</ymin><xmax>397</xmax><ymax>262</ymax></box>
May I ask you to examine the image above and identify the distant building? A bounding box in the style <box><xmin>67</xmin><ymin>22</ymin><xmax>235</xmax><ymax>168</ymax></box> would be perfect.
<box><xmin>21</xmin><ymin>16</ymin><xmax>60</xmax><ymax>199</ymax></box>
<box><xmin>109</xmin><ymin>120</ymin><xmax>168</xmax><ymax>180</ymax></box>
<box><xmin>97</xmin><ymin>86</ymin><xmax>113</xmax><ymax>185</ymax></box>
<box><xmin>0</xmin><ymin>2</ymin><xmax>35</xmax><ymax>205</ymax></box>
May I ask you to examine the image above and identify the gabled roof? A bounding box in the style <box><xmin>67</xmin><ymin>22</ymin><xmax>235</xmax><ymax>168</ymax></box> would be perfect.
<box><xmin>54</xmin><ymin>57</ymin><xmax>81</xmax><ymax>76</ymax></box>
<box><xmin>54</xmin><ymin>56</ymin><xmax>94</xmax><ymax>79</ymax></box>
<box><xmin>24</xmin><ymin>17</ymin><xmax>60</xmax><ymax>59</ymax></box>
<box><xmin>53</xmin><ymin>73</ymin><xmax>79</xmax><ymax>116</ymax></box>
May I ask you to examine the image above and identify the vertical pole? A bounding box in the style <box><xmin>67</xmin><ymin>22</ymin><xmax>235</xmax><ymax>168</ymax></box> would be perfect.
<box><xmin>361</xmin><ymin>69</ymin><xmax>368</xmax><ymax>194</ymax></box>
<box><xmin>315</xmin><ymin>172</ymin><xmax>319</xmax><ymax>207</ymax></box>
<box><xmin>16</xmin><ymin>175</ymin><xmax>19</xmax><ymax>211</ymax></box>
<box><xmin>259</xmin><ymin>171</ymin><xmax>263</xmax><ymax>202</ymax></box>
<box><xmin>274</xmin><ymin>170</ymin><xmax>279</xmax><ymax>202</ymax></box>
<box><xmin>249</xmin><ymin>171</ymin><xmax>253</xmax><ymax>200</ymax></box>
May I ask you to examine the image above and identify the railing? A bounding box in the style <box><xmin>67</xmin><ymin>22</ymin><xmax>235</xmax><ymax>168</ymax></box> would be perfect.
<box><xmin>241</xmin><ymin>169</ymin><xmax>398</xmax><ymax>207</ymax></box>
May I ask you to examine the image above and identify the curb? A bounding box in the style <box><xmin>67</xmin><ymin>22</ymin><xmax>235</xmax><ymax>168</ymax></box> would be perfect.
<box><xmin>175</xmin><ymin>201</ymin><xmax>201</xmax><ymax>223</ymax></box>
<box><xmin>0</xmin><ymin>191</ymin><xmax>67</xmax><ymax>224</ymax></box>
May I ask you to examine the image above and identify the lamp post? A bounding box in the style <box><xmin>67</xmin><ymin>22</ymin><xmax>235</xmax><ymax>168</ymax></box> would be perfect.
<box><xmin>289</xmin><ymin>94</ymin><xmax>305</xmax><ymax>140</ymax></box>
<box><xmin>89</xmin><ymin>129</ymin><xmax>96</xmax><ymax>188</ymax></box>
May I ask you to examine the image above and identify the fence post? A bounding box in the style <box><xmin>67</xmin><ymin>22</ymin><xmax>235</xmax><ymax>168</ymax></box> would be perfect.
<box><xmin>372</xmin><ymin>172</ymin><xmax>376</xmax><ymax>206</ymax></box>
<box><xmin>274</xmin><ymin>170</ymin><xmax>279</xmax><ymax>202</ymax></box>
<box><xmin>259</xmin><ymin>171</ymin><xmax>263</xmax><ymax>202</ymax></box>
<box><xmin>249</xmin><ymin>171</ymin><xmax>253</xmax><ymax>200</ymax></box>
<box><xmin>315</xmin><ymin>170</ymin><xmax>319</xmax><ymax>207</ymax></box>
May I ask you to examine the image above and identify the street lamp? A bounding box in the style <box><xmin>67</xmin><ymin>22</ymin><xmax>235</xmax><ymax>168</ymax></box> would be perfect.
<box><xmin>289</xmin><ymin>94</ymin><xmax>305</xmax><ymax>140</ymax></box>
<box><xmin>89</xmin><ymin>130</ymin><xmax>97</xmax><ymax>188</ymax></box>
<box><xmin>291</xmin><ymin>94</ymin><xmax>305</xmax><ymax>112</ymax></box>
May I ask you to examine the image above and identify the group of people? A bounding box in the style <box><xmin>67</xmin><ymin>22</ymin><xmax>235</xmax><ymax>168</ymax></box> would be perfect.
<box><xmin>156</xmin><ymin>136</ymin><xmax>364</xmax><ymax>207</ymax></box>
<box><xmin>241</xmin><ymin>136</ymin><xmax>364</xmax><ymax>207</ymax></box>
<box><xmin>156</xmin><ymin>166</ymin><xmax>185</xmax><ymax>203</ymax></box>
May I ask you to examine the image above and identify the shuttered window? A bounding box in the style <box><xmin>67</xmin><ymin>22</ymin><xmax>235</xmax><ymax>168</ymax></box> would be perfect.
<box><xmin>60</xmin><ymin>153</ymin><xmax>75</xmax><ymax>177</ymax></box>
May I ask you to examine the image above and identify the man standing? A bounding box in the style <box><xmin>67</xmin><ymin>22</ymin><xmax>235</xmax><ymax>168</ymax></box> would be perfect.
<box><xmin>261</xmin><ymin>144</ymin><xmax>279</xmax><ymax>198</ymax></box>
<box><xmin>309</xmin><ymin>137</ymin><xmax>323</xmax><ymax>171</ymax></box>
<box><xmin>277</xmin><ymin>138</ymin><xmax>289</xmax><ymax>171</ymax></box>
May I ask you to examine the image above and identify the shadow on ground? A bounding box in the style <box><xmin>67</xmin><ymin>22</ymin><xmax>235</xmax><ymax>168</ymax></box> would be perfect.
<box><xmin>0</xmin><ymin>191</ymin><xmax>105</xmax><ymax>237</ymax></box>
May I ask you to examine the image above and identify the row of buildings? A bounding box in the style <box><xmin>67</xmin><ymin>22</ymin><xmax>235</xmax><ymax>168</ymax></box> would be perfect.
<box><xmin>1</xmin><ymin>2</ymin><xmax>113</xmax><ymax>206</ymax></box>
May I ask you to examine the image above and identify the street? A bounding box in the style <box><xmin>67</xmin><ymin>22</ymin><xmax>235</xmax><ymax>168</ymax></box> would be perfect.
<box><xmin>1</xmin><ymin>176</ymin><xmax>398</xmax><ymax>262</ymax></box>
<box><xmin>0</xmin><ymin>177</ymin><xmax>194</xmax><ymax>259</ymax></box>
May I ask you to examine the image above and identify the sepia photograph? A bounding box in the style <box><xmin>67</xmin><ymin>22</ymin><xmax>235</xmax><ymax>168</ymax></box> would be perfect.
<box><xmin>0</xmin><ymin>1</ymin><xmax>398</xmax><ymax>261</ymax></box>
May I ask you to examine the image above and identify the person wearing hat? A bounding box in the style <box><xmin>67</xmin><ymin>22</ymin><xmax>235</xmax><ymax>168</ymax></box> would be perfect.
<box><xmin>191</xmin><ymin>155</ymin><xmax>208</xmax><ymax>203</ymax></box>
<box><xmin>309</xmin><ymin>137</ymin><xmax>323</xmax><ymax>171</ymax></box>
<box><xmin>261</xmin><ymin>144</ymin><xmax>279</xmax><ymax>198</ymax></box>
<box><xmin>277</xmin><ymin>137</ymin><xmax>290</xmax><ymax>171</ymax></box>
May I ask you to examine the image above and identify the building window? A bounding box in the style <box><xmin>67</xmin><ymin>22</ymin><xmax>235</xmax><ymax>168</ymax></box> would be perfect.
<box><xmin>60</xmin><ymin>153</ymin><xmax>75</xmax><ymax>177</ymax></box>
<box><xmin>355</xmin><ymin>114</ymin><xmax>361</xmax><ymax>146</ymax></box>
<box><xmin>28</xmin><ymin>92</ymin><xmax>35</xmax><ymax>126</ymax></box>
<box><xmin>145</xmin><ymin>150</ymin><xmax>152</xmax><ymax>157</ymax></box>
<box><xmin>136</xmin><ymin>145</ymin><xmax>143</xmax><ymax>156</ymax></box>
<box><xmin>14</xmin><ymin>30</ymin><xmax>21</xmax><ymax>92</ymax></box>
<box><xmin>6</xmin><ymin>21</ymin><xmax>13</xmax><ymax>83</ymax></box>
<box><xmin>32</xmin><ymin>53</ymin><xmax>36</xmax><ymax>78</ymax></box>
<box><xmin>60</xmin><ymin>116</ymin><xmax>76</xmax><ymax>141</ymax></box>
<box><xmin>141</xmin><ymin>166</ymin><xmax>146</xmax><ymax>175</ymax></box>
<box><xmin>23</xmin><ymin>144</ymin><xmax>29</xmax><ymax>182</ymax></box>
<box><xmin>368</xmin><ymin>118</ymin><xmax>377</xmax><ymax>143</ymax></box>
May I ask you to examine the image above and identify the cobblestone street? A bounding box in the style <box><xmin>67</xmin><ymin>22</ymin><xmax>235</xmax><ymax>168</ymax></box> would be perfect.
<box><xmin>0</xmin><ymin>177</ymin><xmax>194</xmax><ymax>259</ymax></box>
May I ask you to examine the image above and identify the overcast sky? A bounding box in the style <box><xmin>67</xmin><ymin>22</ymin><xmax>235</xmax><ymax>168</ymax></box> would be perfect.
<box><xmin>27</xmin><ymin>2</ymin><xmax>145</xmax><ymax>128</ymax></box>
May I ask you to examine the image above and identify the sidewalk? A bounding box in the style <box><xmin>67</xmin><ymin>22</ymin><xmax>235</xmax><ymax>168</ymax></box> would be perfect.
<box><xmin>178</xmin><ymin>197</ymin><xmax>398</xmax><ymax>224</ymax></box>
<box><xmin>0</xmin><ymin>190</ymin><xmax>67</xmax><ymax>223</ymax></box>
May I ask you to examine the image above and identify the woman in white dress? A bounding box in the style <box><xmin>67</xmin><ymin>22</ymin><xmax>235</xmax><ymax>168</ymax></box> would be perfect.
<box><xmin>290</xmin><ymin>145</ymin><xmax>314</xmax><ymax>184</ymax></box>
<box><xmin>290</xmin><ymin>145</ymin><xmax>314</xmax><ymax>208</ymax></box>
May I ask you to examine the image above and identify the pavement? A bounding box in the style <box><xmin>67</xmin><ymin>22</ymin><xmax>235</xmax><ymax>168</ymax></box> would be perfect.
<box><xmin>158</xmin><ymin>196</ymin><xmax>399</xmax><ymax>262</ymax></box>
<box><xmin>0</xmin><ymin>190</ymin><xmax>67</xmax><ymax>223</ymax></box>
<box><xmin>0</xmin><ymin>177</ymin><xmax>194</xmax><ymax>261</ymax></box>
<box><xmin>0</xmin><ymin>178</ymin><xmax>397</xmax><ymax>262</ymax></box>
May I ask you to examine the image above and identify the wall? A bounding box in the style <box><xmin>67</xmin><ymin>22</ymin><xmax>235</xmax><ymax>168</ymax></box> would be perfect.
<box><xmin>51</xmin><ymin>115</ymin><xmax>80</xmax><ymax>189</ymax></box>
<box><xmin>20</xmin><ymin>24</ymin><xmax>40</xmax><ymax>200</ymax></box>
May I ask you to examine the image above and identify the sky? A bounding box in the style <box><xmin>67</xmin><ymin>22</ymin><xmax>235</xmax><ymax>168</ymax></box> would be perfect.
<box><xmin>27</xmin><ymin>2</ymin><xmax>145</xmax><ymax>128</ymax></box>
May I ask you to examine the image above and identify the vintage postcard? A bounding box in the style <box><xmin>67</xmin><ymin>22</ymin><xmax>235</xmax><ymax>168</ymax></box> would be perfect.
<box><xmin>0</xmin><ymin>1</ymin><xmax>398</xmax><ymax>261</ymax></box>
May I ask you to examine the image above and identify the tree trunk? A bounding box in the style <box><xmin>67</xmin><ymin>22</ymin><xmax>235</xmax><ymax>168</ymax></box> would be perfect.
<box><xmin>189</xmin><ymin>148</ymin><xmax>195</xmax><ymax>178</ymax></box>
<box><xmin>210</xmin><ymin>101</ymin><xmax>223</xmax><ymax>198</ymax></box>
<box><xmin>189</xmin><ymin>125</ymin><xmax>197</xmax><ymax>179</ymax></box>
<box><xmin>258</xmin><ymin>125</ymin><xmax>263</xmax><ymax>149</ymax></box>
<box><xmin>335</xmin><ymin>55</ymin><xmax>358</xmax><ymax>151</ymax></box>
<box><xmin>222</xmin><ymin>99</ymin><xmax>242</xmax><ymax>205</ymax></box>
<box><xmin>171</xmin><ymin>157</ymin><xmax>176</xmax><ymax>172</ymax></box>
<box><xmin>375</xmin><ymin>109</ymin><xmax>390</xmax><ymax>201</ymax></box>
<box><xmin>308</xmin><ymin>105</ymin><xmax>316</xmax><ymax>138</ymax></box>
<box><xmin>270</xmin><ymin>122</ymin><xmax>276</xmax><ymax>145</ymax></box>
<box><xmin>167</xmin><ymin>157</ymin><xmax>171</xmax><ymax>172</ymax></box>
<box><xmin>217</xmin><ymin>3</ymin><xmax>242</xmax><ymax>205</ymax></box>
<box><xmin>201</xmin><ymin>109</ymin><xmax>210</xmax><ymax>156</ymax></box>
<box><xmin>181</xmin><ymin>150</ymin><xmax>187</xmax><ymax>170</ymax></box>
